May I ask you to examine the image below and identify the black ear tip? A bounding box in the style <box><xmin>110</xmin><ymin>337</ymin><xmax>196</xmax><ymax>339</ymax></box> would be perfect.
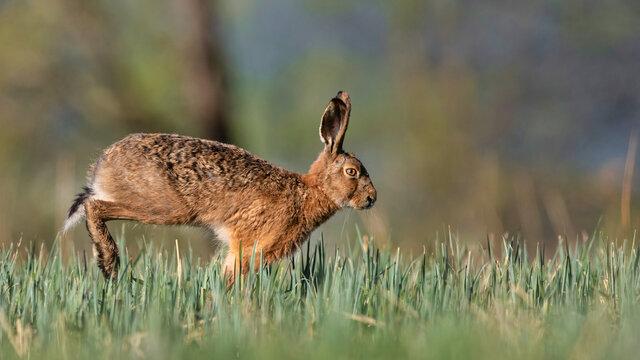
<box><xmin>333</xmin><ymin>91</ymin><xmax>351</xmax><ymax>107</ymax></box>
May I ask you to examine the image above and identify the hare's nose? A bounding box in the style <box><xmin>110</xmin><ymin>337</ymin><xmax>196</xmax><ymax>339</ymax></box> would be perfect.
<box><xmin>366</xmin><ymin>195</ymin><xmax>376</xmax><ymax>208</ymax></box>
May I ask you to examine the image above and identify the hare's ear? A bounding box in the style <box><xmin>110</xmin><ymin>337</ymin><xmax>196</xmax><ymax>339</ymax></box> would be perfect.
<box><xmin>319</xmin><ymin>91</ymin><xmax>351</xmax><ymax>154</ymax></box>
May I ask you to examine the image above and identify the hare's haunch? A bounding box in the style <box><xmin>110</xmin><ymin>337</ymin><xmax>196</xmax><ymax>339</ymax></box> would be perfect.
<box><xmin>63</xmin><ymin>91</ymin><xmax>377</xmax><ymax>282</ymax></box>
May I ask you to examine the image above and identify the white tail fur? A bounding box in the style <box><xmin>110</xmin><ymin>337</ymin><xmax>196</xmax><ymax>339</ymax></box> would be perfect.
<box><xmin>62</xmin><ymin>203</ymin><xmax>85</xmax><ymax>235</ymax></box>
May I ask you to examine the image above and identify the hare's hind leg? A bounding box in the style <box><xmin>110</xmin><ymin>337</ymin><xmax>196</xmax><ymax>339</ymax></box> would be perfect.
<box><xmin>85</xmin><ymin>200</ymin><xmax>120</xmax><ymax>280</ymax></box>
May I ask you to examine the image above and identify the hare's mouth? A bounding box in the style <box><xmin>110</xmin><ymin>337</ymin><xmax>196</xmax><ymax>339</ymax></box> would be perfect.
<box><xmin>359</xmin><ymin>196</ymin><xmax>375</xmax><ymax>210</ymax></box>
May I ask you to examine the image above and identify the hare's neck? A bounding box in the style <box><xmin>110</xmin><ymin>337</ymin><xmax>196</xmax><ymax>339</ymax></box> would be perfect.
<box><xmin>300</xmin><ymin>174</ymin><xmax>340</xmax><ymax>231</ymax></box>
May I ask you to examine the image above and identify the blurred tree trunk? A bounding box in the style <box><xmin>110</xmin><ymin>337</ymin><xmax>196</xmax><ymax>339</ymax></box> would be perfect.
<box><xmin>175</xmin><ymin>0</ymin><xmax>230</xmax><ymax>142</ymax></box>
<box><xmin>64</xmin><ymin>0</ymin><xmax>230</xmax><ymax>142</ymax></box>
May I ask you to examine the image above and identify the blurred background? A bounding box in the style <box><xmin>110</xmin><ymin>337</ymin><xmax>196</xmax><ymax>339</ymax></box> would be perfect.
<box><xmin>1</xmin><ymin>0</ymin><xmax>639</xmax><ymax>257</ymax></box>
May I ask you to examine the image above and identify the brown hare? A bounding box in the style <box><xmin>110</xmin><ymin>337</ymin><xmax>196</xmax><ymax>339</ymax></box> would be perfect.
<box><xmin>63</xmin><ymin>91</ymin><xmax>376</xmax><ymax>283</ymax></box>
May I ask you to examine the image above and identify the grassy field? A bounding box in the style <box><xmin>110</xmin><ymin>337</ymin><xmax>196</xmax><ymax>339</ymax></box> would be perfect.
<box><xmin>1</xmin><ymin>229</ymin><xmax>639</xmax><ymax>359</ymax></box>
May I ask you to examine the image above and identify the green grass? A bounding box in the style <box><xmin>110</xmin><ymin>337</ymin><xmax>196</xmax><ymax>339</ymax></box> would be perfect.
<box><xmin>1</xmin><ymin>229</ymin><xmax>640</xmax><ymax>359</ymax></box>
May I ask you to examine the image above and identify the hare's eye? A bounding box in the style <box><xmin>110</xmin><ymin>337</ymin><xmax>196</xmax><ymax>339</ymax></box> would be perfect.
<box><xmin>345</xmin><ymin>168</ymin><xmax>357</xmax><ymax>177</ymax></box>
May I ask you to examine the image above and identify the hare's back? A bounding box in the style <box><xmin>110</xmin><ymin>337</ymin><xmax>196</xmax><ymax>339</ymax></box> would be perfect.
<box><xmin>91</xmin><ymin>133</ymin><xmax>297</xmax><ymax>205</ymax></box>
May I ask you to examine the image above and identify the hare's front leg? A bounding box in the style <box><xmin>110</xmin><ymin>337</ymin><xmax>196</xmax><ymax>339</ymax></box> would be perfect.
<box><xmin>223</xmin><ymin>253</ymin><xmax>238</xmax><ymax>288</ymax></box>
<box><xmin>223</xmin><ymin>239</ymin><xmax>262</xmax><ymax>288</ymax></box>
<box><xmin>85</xmin><ymin>200</ymin><xmax>120</xmax><ymax>280</ymax></box>
<box><xmin>223</xmin><ymin>250</ymin><xmax>253</xmax><ymax>288</ymax></box>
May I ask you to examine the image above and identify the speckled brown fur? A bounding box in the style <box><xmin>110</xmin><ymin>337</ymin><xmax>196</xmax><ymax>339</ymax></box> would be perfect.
<box><xmin>64</xmin><ymin>91</ymin><xmax>377</xmax><ymax>284</ymax></box>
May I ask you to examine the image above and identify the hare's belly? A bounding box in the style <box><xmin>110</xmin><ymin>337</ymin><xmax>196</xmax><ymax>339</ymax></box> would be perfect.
<box><xmin>211</xmin><ymin>225</ymin><xmax>233</xmax><ymax>245</ymax></box>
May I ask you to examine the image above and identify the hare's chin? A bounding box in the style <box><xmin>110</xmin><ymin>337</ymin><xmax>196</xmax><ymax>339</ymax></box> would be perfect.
<box><xmin>351</xmin><ymin>202</ymin><xmax>373</xmax><ymax>211</ymax></box>
<box><xmin>354</xmin><ymin>198</ymin><xmax>375</xmax><ymax>210</ymax></box>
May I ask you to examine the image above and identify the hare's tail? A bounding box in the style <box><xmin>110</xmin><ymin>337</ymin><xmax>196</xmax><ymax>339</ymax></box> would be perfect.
<box><xmin>62</xmin><ymin>186</ymin><xmax>93</xmax><ymax>234</ymax></box>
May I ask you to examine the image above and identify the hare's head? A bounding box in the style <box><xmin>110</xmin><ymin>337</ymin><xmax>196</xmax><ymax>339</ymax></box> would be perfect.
<box><xmin>307</xmin><ymin>91</ymin><xmax>377</xmax><ymax>210</ymax></box>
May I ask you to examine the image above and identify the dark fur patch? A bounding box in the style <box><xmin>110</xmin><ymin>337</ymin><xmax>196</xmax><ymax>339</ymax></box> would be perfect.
<box><xmin>67</xmin><ymin>186</ymin><xmax>93</xmax><ymax>219</ymax></box>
